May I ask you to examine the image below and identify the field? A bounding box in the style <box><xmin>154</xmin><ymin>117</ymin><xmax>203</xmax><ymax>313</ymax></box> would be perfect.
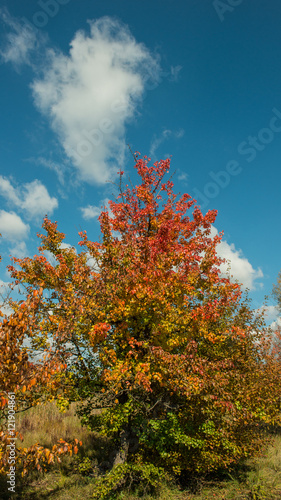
<box><xmin>1</xmin><ymin>402</ymin><xmax>281</xmax><ymax>499</ymax></box>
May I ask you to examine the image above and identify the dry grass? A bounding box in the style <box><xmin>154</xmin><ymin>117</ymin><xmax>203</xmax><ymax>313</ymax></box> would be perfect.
<box><xmin>1</xmin><ymin>402</ymin><xmax>281</xmax><ymax>499</ymax></box>
<box><xmin>16</xmin><ymin>401</ymin><xmax>90</xmax><ymax>450</ymax></box>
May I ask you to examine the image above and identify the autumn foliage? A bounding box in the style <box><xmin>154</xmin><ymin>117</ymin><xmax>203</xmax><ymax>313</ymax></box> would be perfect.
<box><xmin>0</xmin><ymin>280</ymin><xmax>81</xmax><ymax>475</ymax></box>
<box><xmin>1</xmin><ymin>155</ymin><xmax>281</xmax><ymax>489</ymax></box>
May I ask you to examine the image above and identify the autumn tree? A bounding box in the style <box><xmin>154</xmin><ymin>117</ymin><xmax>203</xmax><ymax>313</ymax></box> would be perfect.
<box><xmin>3</xmin><ymin>155</ymin><xmax>281</xmax><ymax>495</ymax></box>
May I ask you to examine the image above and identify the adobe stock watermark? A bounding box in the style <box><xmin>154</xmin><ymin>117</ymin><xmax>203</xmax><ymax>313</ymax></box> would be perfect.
<box><xmin>21</xmin><ymin>0</ymin><xmax>71</xmax><ymax>31</ymax></box>
<box><xmin>192</xmin><ymin>107</ymin><xmax>281</xmax><ymax>209</ymax></box>
<box><xmin>6</xmin><ymin>392</ymin><xmax>16</xmax><ymax>494</ymax></box>
<box><xmin>213</xmin><ymin>0</ymin><xmax>244</xmax><ymax>22</ymax></box>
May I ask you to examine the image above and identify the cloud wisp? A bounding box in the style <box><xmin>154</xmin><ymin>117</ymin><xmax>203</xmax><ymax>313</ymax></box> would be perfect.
<box><xmin>0</xmin><ymin>7</ymin><xmax>43</xmax><ymax>67</ymax></box>
<box><xmin>149</xmin><ymin>128</ymin><xmax>184</xmax><ymax>158</ymax></box>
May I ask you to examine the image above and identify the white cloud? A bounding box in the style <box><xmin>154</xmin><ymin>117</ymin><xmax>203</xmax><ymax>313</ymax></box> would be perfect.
<box><xmin>256</xmin><ymin>305</ymin><xmax>281</xmax><ymax>330</ymax></box>
<box><xmin>43</xmin><ymin>243</ymin><xmax>77</xmax><ymax>267</ymax></box>
<box><xmin>0</xmin><ymin>176</ymin><xmax>18</xmax><ymax>204</ymax></box>
<box><xmin>0</xmin><ymin>303</ymin><xmax>13</xmax><ymax>316</ymax></box>
<box><xmin>21</xmin><ymin>180</ymin><xmax>58</xmax><ymax>219</ymax></box>
<box><xmin>43</xmin><ymin>250</ymin><xmax>57</xmax><ymax>267</ymax></box>
<box><xmin>31</xmin><ymin>16</ymin><xmax>160</xmax><ymax>184</ymax></box>
<box><xmin>80</xmin><ymin>205</ymin><xmax>102</xmax><ymax>220</ymax></box>
<box><xmin>9</xmin><ymin>241</ymin><xmax>28</xmax><ymax>258</ymax></box>
<box><xmin>85</xmin><ymin>251</ymin><xmax>100</xmax><ymax>271</ymax></box>
<box><xmin>211</xmin><ymin>226</ymin><xmax>263</xmax><ymax>290</ymax></box>
<box><xmin>257</xmin><ymin>305</ymin><xmax>280</xmax><ymax>323</ymax></box>
<box><xmin>0</xmin><ymin>210</ymin><xmax>29</xmax><ymax>241</ymax></box>
<box><xmin>60</xmin><ymin>243</ymin><xmax>76</xmax><ymax>252</ymax></box>
<box><xmin>80</xmin><ymin>197</ymin><xmax>111</xmax><ymax>220</ymax></box>
<box><xmin>0</xmin><ymin>176</ymin><xmax>58</xmax><ymax>219</ymax></box>
<box><xmin>271</xmin><ymin>317</ymin><xmax>281</xmax><ymax>330</ymax></box>
<box><xmin>0</xmin><ymin>176</ymin><xmax>23</xmax><ymax>206</ymax></box>
<box><xmin>0</xmin><ymin>8</ymin><xmax>38</xmax><ymax>66</ymax></box>
<box><xmin>0</xmin><ymin>279</ymin><xmax>9</xmax><ymax>295</ymax></box>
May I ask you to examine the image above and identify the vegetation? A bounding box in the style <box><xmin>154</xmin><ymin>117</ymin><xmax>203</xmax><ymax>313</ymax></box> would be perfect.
<box><xmin>1</xmin><ymin>154</ymin><xmax>281</xmax><ymax>497</ymax></box>
<box><xmin>0</xmin><ymin>402</ymin><xmax>281</xmax><ymax>499</ymax></box>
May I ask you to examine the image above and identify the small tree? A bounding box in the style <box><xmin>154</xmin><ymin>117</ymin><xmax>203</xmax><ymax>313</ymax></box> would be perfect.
<box><xmin>4</xmin><ymin>155</ymin><xmax>281</xmax><ymax>492</ymax></box>
<box><xmin>0</xmin><ymin>259</ymin><xmax>80</xmax><ymax>476</ymax></box>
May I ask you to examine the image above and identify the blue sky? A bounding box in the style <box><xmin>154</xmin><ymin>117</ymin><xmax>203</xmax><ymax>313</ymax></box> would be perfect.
<box><xmin>0</xmin><ymin>0</ymin><xmax>280</xmax><ymax>325</ymax></box>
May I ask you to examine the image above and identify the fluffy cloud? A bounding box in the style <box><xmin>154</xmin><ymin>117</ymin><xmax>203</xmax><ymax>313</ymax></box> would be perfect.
<box><xmin>80</xmin><ymin>205</ymin><xmax>102</xmax><ymax>220</ymax></box>
<box><xmin>211</xmin><ymin>226</ymin><xmax>263</xmax><ymax>290</ymax></box>
<box><xmin>21</xmin><ymin>180</ymin><xmax>58</xmax><ymax>218</ymax></box>
<box><xmin>0</xmin><ymin>176</ymin><xmax>19</xmax><ymax>204</ymax></box>
<box><xmin>31</xmin><ymin>17</ymin><xmax>160</xmax><ymax>184</ymax></box>
<box><xmin>0</xmin><ymin>176</ymin><xmax>58</xmax><ymax>219</ymax></box>
<box><xmin>9</xmin><ymin>241</ymin><xmax>28</xmax><ymax>258</ymax></box>
<box><xmin>0</xmin><ymin>210</ymin><xmax>29</xmax><ymax>241</ymax></box>
<box><xmin>0</xmin><ymin>8</ymin><xmax>38</xmax><ymax>66</ymax></box>
<box><xmin>80</xmin><ymin>198</ymin><xmax>111</xmax><ymax>220</ymax></box>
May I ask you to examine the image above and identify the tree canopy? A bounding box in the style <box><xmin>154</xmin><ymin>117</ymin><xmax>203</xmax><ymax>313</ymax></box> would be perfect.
<box><xmin>1</xmin><ymin>154</ymin><xmax>281</xmax><ymax>495</ymax></box>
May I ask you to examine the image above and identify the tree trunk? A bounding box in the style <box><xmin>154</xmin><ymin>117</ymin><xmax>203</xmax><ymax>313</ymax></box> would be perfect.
<box><xmin>113</xmin><ymin>429</ymin><xmax>130</xmax><ymax>467</ymax></box>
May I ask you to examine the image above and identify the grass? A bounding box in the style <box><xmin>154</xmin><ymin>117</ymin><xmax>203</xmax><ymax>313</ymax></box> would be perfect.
<box><xmin>1</xmin><ymin>402</ymin><xmax>281</xmax><ymax>499</ymax></box>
